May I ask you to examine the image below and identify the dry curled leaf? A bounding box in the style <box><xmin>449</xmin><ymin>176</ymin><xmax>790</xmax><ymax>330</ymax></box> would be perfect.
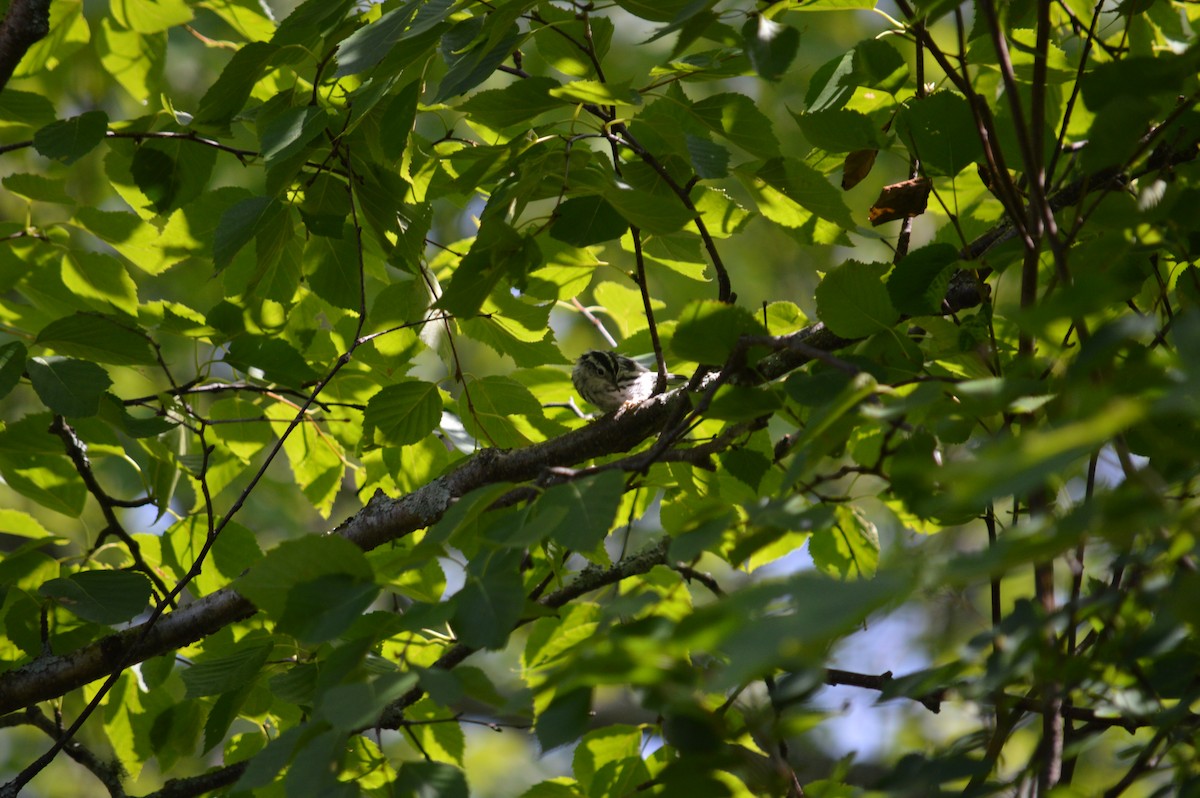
<box><xmin>841</xmin><ymin>149</ymin><xmax>877</xmax><ymax>190</ymax></box>
<box><xmin>868</xmin><ymin>177</ymin><xmax>932</xmax><ymax>226</ymax></box>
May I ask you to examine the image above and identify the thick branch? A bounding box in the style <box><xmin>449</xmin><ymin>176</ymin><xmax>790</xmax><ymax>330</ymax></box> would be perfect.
<box><xmin>0</xmin><ymin>399</ymin><xmax>684</xmax><ymax>715</ymax></box>
<box><xmin>0</xmin><ymin>0</ymin><xmax>49</xmax><ymax>93</ymax></box>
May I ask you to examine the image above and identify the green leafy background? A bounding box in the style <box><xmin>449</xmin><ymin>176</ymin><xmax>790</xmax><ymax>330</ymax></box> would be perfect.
<box><xmin>1</xmin><ymin>0</ymin><xmax>1199</xmax><ymax>795</ymax></box>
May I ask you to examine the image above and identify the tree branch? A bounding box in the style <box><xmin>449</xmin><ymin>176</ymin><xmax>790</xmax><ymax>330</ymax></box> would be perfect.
<box><xmin>0</xmin><ymin>0</ymin><xmax>49</xmax><ymax>94</ymax></box>
<box><xmin>375</xmin><ymin>539</ymin><xmax>670</xmax><ymax>729</ymax></box>
<box><xmin>17</xmin><ymin>707</ymin><xmax>126</xmax><ymax>798</ymax></box>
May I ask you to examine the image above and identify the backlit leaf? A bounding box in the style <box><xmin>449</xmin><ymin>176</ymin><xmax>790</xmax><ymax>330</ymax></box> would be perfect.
<box><xmin>39</xmin><ymin>570</ymin><xmax>151</xmax><ymax>624</ymax></box>
<box><xmin>815</xmin><ymin>260</ymin><xmax>899</xmax><ymax>338</ymax></box>
<box><xmin>27</xmin><ymin>357</ymin><xmax>112</xmax><ymax>417</ymax></box>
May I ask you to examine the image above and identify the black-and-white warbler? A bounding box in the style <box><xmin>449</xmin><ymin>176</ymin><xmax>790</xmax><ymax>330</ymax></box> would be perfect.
<box><xmin>572</xmin><ymin>350</ymin><xmax>674</xmax><ymax>413</ymax></box>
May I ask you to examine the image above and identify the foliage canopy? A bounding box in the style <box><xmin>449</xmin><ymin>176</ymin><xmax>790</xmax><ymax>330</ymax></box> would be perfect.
<box><xmin>1</xmin><ymin>0</ymin><xmax>1199</xmax><ymax>795</ymax></box>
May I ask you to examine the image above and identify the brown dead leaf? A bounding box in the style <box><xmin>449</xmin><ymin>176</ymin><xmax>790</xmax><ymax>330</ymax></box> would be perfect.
<box><xmin>841</xmin><ymin>149</ymin><xmax>877</xmax><ymax>190</ymax></box>
<box><xmin>868</xmin><ymin>177</ymin><xmax>932</xmax><ymax>226</ymax></box>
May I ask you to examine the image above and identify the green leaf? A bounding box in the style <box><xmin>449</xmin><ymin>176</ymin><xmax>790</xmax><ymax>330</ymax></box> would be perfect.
<box><xmin>667</xmin><ymin>501</ymin><xmax>736</xmax><ymax>562</ymax></box>
<box><xmin>435</xmin><ymin>216</ymin><xmax>540</xmax><ymax>317</ymax></box>
<box><xmin>536</xmin><ymin>688</ymin><xmax>592</xmax><ymax>752</ymax></box>
<box><xmin>27</xmin><ymin>357</ymin><xmax>112</xmax><ymax>417</ymax></box>
<box><xmin>224</xmin><ymin>335</ymin><xmax>319</xmax><ymax>387</ymax></box>
<box><xmin>425</xmin><ymin>483</ymin><xmax>513</xmax><ymax>551</ymax></box>
<box><xmin>364</xmin><ymin>380</ymin><xmax>443</xmax><ymax>446</ymax></box>
<box><xmin>612</xmin><ymin>0</ymin><xmax>696</xmax><ymax>22</ymax></box>
<box><xmin>182</xmin><ymin>639</ymin><xmax>274</xmax><ymax>698</ymax></box>
<box><xmin>76</xmin><ymin>198</ymin><xmax>220</xmax><ymax>275</ymax></box>
<box><xmin>299</xmin><ymin>173</ymin><xmax>351</xmax><ymax>238</ymax></box>
<box><xmin>334</xmin><ymin>0</ymin><xmax>442</xmax><ymax>78</ymax></box>
<box><xmin>278</xmin><ymin>573</ymin><xmax>380</xmax><ymax>643</ymax></box>
<box><xmin>574</xmin><ymin>726</ymin><xmax>650</xmax><ymax>795</ymax></box>
<box><xmin>317</xmin><ymin>672</ymin><xmax>419</xmax><ymax>731</ymax></box>
<box><xmin>794</xmin><ymin>108</ymin><xmax>886</xmax><ymax>153</ymax></box>
<box><xmin>691</xmin><ymin>187</ymin><xmax>751</xmax><ymax>239</ymax></box>
<box><xmin>36</xmin><ymin>313</ymin><xmax>155</xmax><ymax>366</ymax></box>
<box><xmin>897</xmin><ymin>91</ymin><xmax>983</xmax><ymax>176</ymax></box>
<box><xmin>715</xmin><ymin>571</ymin><xmax>911</xmax><ymax>689</ymax></box>
<box><xmin>303</xmin><ymin>231</ymin><xmax>360</xmax><ymax>309</ymax></box>
<box><xmin>533</xmin><ymin>6</ymin><xmax>612</xmax><ymax>76</ymax></box>
<box><xmin>234</xmin><ymin>726</ymin><xmax>303</xmax><ymax>791</ymax></box>
<box><xmin>742</xmin><ymin>15</ymin><xmax>800</xmax><ymax>81</ymax></box>
<box><xmin>706</xmin><ymin>384</ymin><xmax>783</xmax><ymax>422</ymax></box>
<box><xmin>684</xmin><ymin>134</ymin><xmax>730</xmax><ymax>179</ymax></box>
<box><xmin>213</xmin><ymin>196</ymin><xmax>285</xmax><ymax>272</ymax></box>
<box><xmin>235</xmin><ymin>534</ymin><xmax>374</xmax><ymax>618</ymax></box>
<box><xmin>260</xmin><ymin>106</ymin><xmax>331</xmax><ymax>185</ymax></box>
<box><xmin>525</xmin><ymin>471</ymin><xmax>625</xmax><ymax>551</ymax></box>
<box><xmin>378</xmin><ymin>79</ymin><xmax>421</xmax><ymax>162</ymax></box>
<box><xmin>887</xmin><ymin>243</ymin><xmax>960</xmax><ymax>316</ymax></box>
<box><xmin>203</xmin><ymin>688</ymin><xmax>250</xmax><ymax>755</ymax></box>
<box><xmin>435</xmin><ymin>19</ymin><xmax>522</xmax><ymax>102</ymax></box>
<box><xmin>815</xmin><ymin>260</ymin><xmax>899</xmax><ymax>338</ymax></box>
<box><xmin>0</xmin><ymin>463</ymin><xmax>88</xmax><ymax>517</ymax></box>
<box><xmin>787</xmin><ymin>0</ymin><xmax>875</xmax><ymax>8</ymax></box>
<box><xmin>98</xmin><ymin>394</ymin><xmax>175</xmax><ymax>438</ymax></box>
<box><xmin>33</xmin><ymin>111</ymin><xmax>109</xmax><ymax>164</ymax></box>
<box><xmin>550</xmin><ymin>196</ymin><xmax>629</xmax><ymax>247</ymax></box>
<box><xmin>1080</xmin><ymin>51</ymin><xmax>1200</xmax><ymax>108</ymax></box>
<box><xmin>195</xmin><ymin>41</ymin><xmax>279</xmax><ymax>125</ymax></box>
<box><xmin>264</xmin><ymin>402</ymin><xmax>345</xmax><ymax>519</ymax></box>
<box><xmin>110</xmin><ymin>0</ymin><xmax>193</xmax><ymax>33</ymax></box>
<box><xmin>0</xmin><ymin>508</ymin><xmax>52</xmax><ymax>539</ymax></box>
<box><xmin>0</xmin><ymin>341</ymin><xmax>27</xmax><ymax>401</ymax></box>
<box><xmin>571</xmin><ymin>170</ymin><xmax>696</xmax><ymax>236</ymax></box>
<box><xmin>620</xmin><ymin>232</ymin><xmax>707</xmax><ymax>281</ymax></box>
<box><xmin>128</xmin><ymin>137</ymin><xmax>218</xmax><ymax>215</ymax></box>
<box><xmin>270</xmin><ymin>0</ymin><xmax>351</xmax><ymax>47</ymax></box>
<box><xmin>96</xmin><ymin>17</ymin><xmax>165</xmax><ymax>103</ymax></box>
<box><xmin>523</xmin><ymin>603</ymin><xmax>602</xmax><ymax>672</ymax></box>
<box><xmin>690</xmin><ymin>92</ymin><xmax>780</xmax><ymax>158</ymax></box>
<box><xmin>452</xmin><ymin>548</ymin><xmax>524</xmax><ymax>650</ymax></box>
<box><xmin>548</xmin><ymin>79</ymin><xmax>642</xmax><ymax>107</ymax></box>
<box><xmin>939</xmin><ymin>398</ymin><xmax>1148</xmax><ymax>513</ymax></box>
<box><xmin>806</xmin><ymin>38</ymin><xmax>908</xmax><ymax>112</ymax></box>
<box><xmin>157</xmin><ymin>516</ymin><xmax>263</xmax><ymax>596</ymax></box>
<box><xmin>459</xmin><ymin>375</ymin><xmax>544</xmax><ymax>448</ymax></box>
<box><xmin>810</xmin><ymin>505</ymin><xmax>880</xmax><ymax>579</ymax></box>
<box><xmin>61</xmin><ymin>251</ymin><xmax>139</xmax><ymax>317</ymax></box>
<box><xmin>1081</xmin><ymin>98</ymin><xmax>1158</xmax><ymax>173</ymax></box>
<box><xmin>3</xmin><ymin>173</ymin><xmax>75</xmax><ymax>204</ymax></box>
<box><xmin>39</xmin><ymin>570</ymin><xmax>151</xmax><ymax>624</ymax></box>
<box><xmin>394</xmin><ymin>761</ymin><xmax>469</xmax><ymax>798</ymax></box>
<box><xmin>0</xmin><ymin>420</ymin><xmax>90</xmax><ymax>516</ymax></box>
<box><xmin>458</xmin><ymin>76</ymin><xmax>565</xmax><ymax>129</ymax></box>
<box><xmin>672</xmin><ymin>300</ymin><xmax>766</xmax><ymax>364</ymax></box>
<box><xmin>0</xmin><ymin>89</ymin><xmax>56</xmax><ymax>128</ymax></box>
<box><xmin>753</xmin><ymin>157</ymin><xmax>855</xmax><ymax>229</ymax></box>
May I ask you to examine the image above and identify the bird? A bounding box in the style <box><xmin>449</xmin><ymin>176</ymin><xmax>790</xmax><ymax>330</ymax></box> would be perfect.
<box><xmin>571</xmin><ymin>350</ymin><xmax>679</xmax><ymax>414</ymax></box>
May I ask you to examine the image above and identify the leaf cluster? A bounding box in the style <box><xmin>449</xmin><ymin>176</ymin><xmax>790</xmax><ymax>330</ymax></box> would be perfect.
<box><xmin>0</xmin><ymin>0</ymin><xmax>1199</xmax><ymax>796</ymax></box>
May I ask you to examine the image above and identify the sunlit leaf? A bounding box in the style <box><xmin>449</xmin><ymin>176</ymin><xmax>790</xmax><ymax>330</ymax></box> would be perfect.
<box><xmin>742</xmin><ymin>15</ymin><xmax>800</xmax><ymax>81</ymax></box>
<box><xmin>364</xmin><ymin>380</ymin><xmax>443</xmax><ymax>447</ymax></box>
<box><xmin>815</xmin><ymin>260</ymin><xmax>899</xmax><ymax>338</ymax></box>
